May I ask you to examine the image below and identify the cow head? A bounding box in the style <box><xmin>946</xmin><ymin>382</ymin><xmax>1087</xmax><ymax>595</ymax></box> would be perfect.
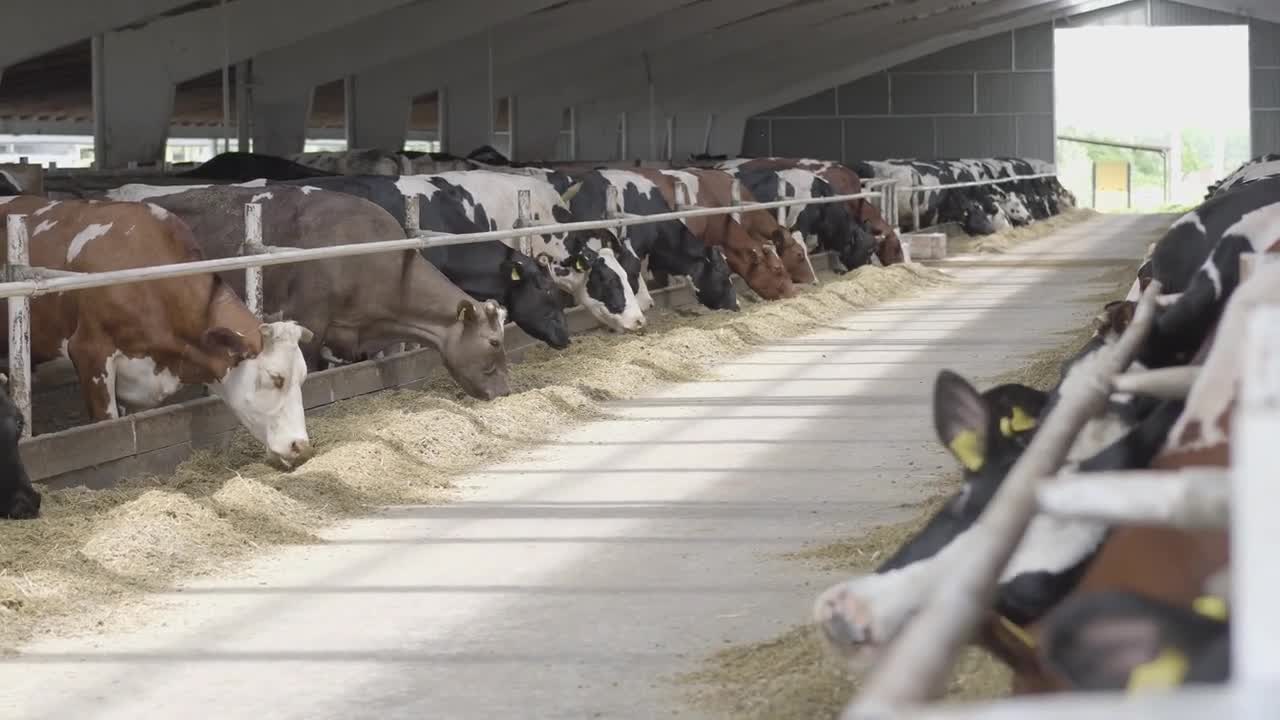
<box><xmin>0</xmin><ymin>375</ymin><xmax>39</xmax><ymax>520</ymax></box>
<box><xmin>1001</xmin><ymin>192</ymin><xmax>1033</xmax><ymax>226</ymax></box>
<box><xmin>207</xmin><ymin>321</ymin><xmax>315</xmax><ymax>470</ymax></box>
<box><xmin>731</xmin><ymin>241</ymin><xmax>795</xmax><ymax>300</ymax></box>
<box><xmin>960</xmin><ymin>195</ymin><xmax>997</xmax><ymax>235</ymax></box>
<box><xmin>442</xmin><ymin>299</ymin><xmax>512</xmax><ymax>400</ymax></box>
<box><xmin>772</xmin><ymin>228</ymin><xmax>819</xmax><ymax>284</ymax></box>
<box><xmin>1038</xmin><ymin>591</ymin><xmax>1229</xmax><ymax>691</ymax></box>
<box><xmin>556</xmin><ymin>233</ymin><xmax>646</xmax><ymax>333</ymax></box>
<box><xmin>691</xmin><ymin>245</ymin><xmax>739</xmax><ymax>310</ymax></box>
<box><xmin>501</xmin><ymin>252</ymin><xmax>570</xmax><ymax>350</ymax></box>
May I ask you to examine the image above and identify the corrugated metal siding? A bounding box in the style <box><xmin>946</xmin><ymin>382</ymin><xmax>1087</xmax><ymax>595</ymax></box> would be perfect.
<box><xmin>1253</xmin><ymin>20</ymin><xmax>1280</xmax><ymax>153</ymax></box>
<box><xmin>1056</xmin><ymin>1</ymin><xmax>1148</xmax><ymax>27</ymax></box>
<box><xmin>1150</xmin><ymin>0</ymin><xmax>1239</xmax><ymax>26</ymax></box>
<box><xmin>843</xmin><ymin>117</ymin><xmax>937</xmax><ymax>159</ymax></box>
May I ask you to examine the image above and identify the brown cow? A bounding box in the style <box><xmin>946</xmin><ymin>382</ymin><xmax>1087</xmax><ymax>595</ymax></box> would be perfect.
<box><xmin>661</xmin><ymin>168</ymin><xmax>819</xmax><ymax>285</ymax></box>
<box><xmin>107</xmin><ymin>184</ymin><xmax>511</xmax><ymax>401</ymax></box>
<box><xmin>0</xmin><ymin>196</ymin><xmax>315</xmax><ymax>469</ymax></box>
<box><xmin>626</xmin><ymin>169</ymin><xmax>795</xmax><ymax>300</ymax></box>
<box><xmin>722</xmin><ymin>157</ymin><xmax>905</xmax><ymax>266</ymax></box>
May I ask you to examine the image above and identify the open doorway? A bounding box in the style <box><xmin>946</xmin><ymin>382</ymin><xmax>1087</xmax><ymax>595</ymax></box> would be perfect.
<box><xmin>1054</xmin><ymin>25</ymin><xmax>1250</xmax><ymax>211</ymax></box>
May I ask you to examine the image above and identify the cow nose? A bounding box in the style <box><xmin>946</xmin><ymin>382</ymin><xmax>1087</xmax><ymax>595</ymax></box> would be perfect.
<box><xmin>489</xmin><ymin>338</ymin><xmax>502</xmax><ymax>349</ymax></box>
<box><xmin>290</xmin><ymin>440</ymin><xmax>315</xmax><ymax>467</ymax></box>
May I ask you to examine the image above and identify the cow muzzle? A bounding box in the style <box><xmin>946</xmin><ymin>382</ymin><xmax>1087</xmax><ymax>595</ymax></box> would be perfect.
<box><xmin>272</xmin><ymin>439</ymin><xmax>315</xmax><ymax>470</ymax></box>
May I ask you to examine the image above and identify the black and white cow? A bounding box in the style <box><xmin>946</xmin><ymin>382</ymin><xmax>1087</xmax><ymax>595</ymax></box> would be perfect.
<box><xmin>568</xmin><ymin>169</ymin><xmax>739</xmax><ymax>311</ymax></box>
<box><xmin>278</xmin><ymin>175</ymin><xmax>571</xmax><ymax>350</ymax></box>
<box><xmin>0</xmin><ymin>376</ymin><xmax>39</xmax><ymax>520</ymax></box>
<box><xmin>177</xmin><ymin>152</ymin><xmax>338</xmax><ymax>182</ymax></box>
<box><xmin>1207</xmin><ymin>153</ymin><xmax>1280</xmax><ymax>198</ymax></box>
<box><xmin>0</xmin><ymin>170</ymin><xmax>24</xmax><ymax>196</ymax></box>
<box><xmin>1140</xmin><ymin>175</ymin><xmax>1280</xmax><ymax>368</ymax></box>
<box><xmin>417</xmin><ymin>170</ymin><xmax>648</xmax><ymax>332</ymax></box>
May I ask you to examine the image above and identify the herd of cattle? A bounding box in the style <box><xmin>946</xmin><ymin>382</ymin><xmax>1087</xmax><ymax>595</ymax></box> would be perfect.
<box><xmin>0</xmin><ymin>147</ymin><xmax>1075</xmax><ymax>524</ymax></box>
<box><xmin>814</xmin><ymin>153</ymin><xmax>1280</xmax><ymax>700</ymax></box>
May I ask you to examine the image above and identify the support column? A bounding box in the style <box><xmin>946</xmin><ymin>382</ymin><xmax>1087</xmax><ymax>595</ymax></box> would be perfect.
<box><xmin>512</xmin><ymin>93</ymin><xmax>566</xmax><ymax>163</ymax></box>
<box><xmin>345</xmin><ymin>71</ymin><xmax>412</xmax><ymax>152</ymax></box>
<box><xmin>441</xmin><ymin>83</ymin><xmax>493</xmax><ymax>155</ymax></box>
<box><xmin>92</xmin><ymin>33</ymin><xmax>175</xmax><ymax>168</ymax></box>
<box><xmin>236</xmin><ymin>61</ymin><xmax>251</xmax><ymax>152</ymax></box>
<box><xmin>704</xmin><ymin>112</ymin><xmax>747</xmax><ymax>158</ymax></box>
<box><xmin>252</xmin><ymin>84</ymin><xmax>312</xmax><ymax>157</ymax></box>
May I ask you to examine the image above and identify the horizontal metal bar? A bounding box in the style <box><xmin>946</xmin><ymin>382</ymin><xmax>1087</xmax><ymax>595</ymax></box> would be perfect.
<box><xmin>0</xmin><ymin>171</ymin><xmax>1052</xmax><ymax>300</ymax></box>
<box><xmin>0</xmin><ymin>189</ymin><xmax>882</xmax><ymax>299</ymax></box>
<box><xmin>1057</xmin><ymin>135</ymin><xmax>1170</xmax><ymax>154</ymax></box>
<box><xmin>903</xmin><ymin>172</ymin><xmax>1057</xmax><ymax>192</ymax></box>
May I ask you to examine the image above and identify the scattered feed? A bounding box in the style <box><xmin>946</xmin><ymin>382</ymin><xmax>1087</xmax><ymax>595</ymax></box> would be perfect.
<box><xmin>950</xmin><ymin>209</ymin><xmax>1099</xmax><ymax>255</ymax></box>
<box><xmin>0</xmin><ymin>262</ymin><xmax>948</xmax><ymax>652</ymax></box>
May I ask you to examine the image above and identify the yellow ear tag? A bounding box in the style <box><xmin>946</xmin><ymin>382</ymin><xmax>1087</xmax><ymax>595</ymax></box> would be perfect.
<box><xmin>510</xmin><ymin>267</ymin><xmax>521</xmax><ymax>281</ymax></box>
<box><xmin>997</xmin><ymin>615</ymin><xmax>1036</xmax><ymax>650</ymax></box>
<box><xmin>999</xmin><ymin>406</ymin><xmax>1038</xmax><ymax>437</ymax></box>
<box><xmin>1193</xmin><ymin>595</ymin><xmax>1228</xmax><ymax>622</ymax></box>
<box><xmin>948</xmin><ymin>430</ymin><xmax>985</xmax><ymax>471</ymax></box>
<box><xmin>457</xmin><ymin>305</ymin><xmax>469</xmax><ymax>322</ymax></box>
<box><xmin>575</xmin><ymin>258</ymin><xmax>587</xmax><ymax>272</ymax></box>
<box><xmin>1126</xmin><ymin>648</ymin><xmax>1189</xmax><ymax>693</ymax></box>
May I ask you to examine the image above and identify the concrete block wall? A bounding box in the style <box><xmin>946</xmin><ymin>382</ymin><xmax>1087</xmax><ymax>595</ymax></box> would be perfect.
<box><xmin>1057</xmin><ymin>0</ymin><xmax>1280</xmax><ymax>157</ymax></box>
<box><xmin>743</xmin><ymin>23</ymin><xmax>1056</xmax><ymax>163</ymax></box>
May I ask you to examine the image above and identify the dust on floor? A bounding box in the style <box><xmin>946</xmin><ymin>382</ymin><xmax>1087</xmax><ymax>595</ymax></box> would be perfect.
<box><xmin>0</xmin><ymin>262</ymin><xmax>949</xmax><ymax>653</ymax></box>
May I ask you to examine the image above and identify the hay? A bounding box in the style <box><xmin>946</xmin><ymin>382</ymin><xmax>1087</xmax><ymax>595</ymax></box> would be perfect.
<box><xmin>949</xmin><ymin>209</ymin><xmax>1099</xmax><ymax>255</ymax></box>
<box><xmin>0</xmin><ymin>262</ymin><xmax>947</xmax><ymax>653</ymax></box>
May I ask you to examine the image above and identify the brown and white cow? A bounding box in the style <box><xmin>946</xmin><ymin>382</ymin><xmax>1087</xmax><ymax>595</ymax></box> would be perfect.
<box><xmin>626</xmin><ymin>169</ymin><xmax>796</xmax><ymax>300</ymax></box>
<box><xmin>0</xmin><ymin>196</ymin><xmax>315</xmax><ymax>468</ymax></box>
<box><xmin>660</xmin><ymin>168</ymin><xmax>819</xmax><ymax>286</ymax></box>
<box><xmin>108</xmin><ymin>185</ymin><xmax>512</xmax><ymax>401</ymax></box>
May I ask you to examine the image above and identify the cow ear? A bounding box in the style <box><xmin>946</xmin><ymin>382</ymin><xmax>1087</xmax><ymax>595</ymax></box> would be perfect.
<box><xmin>506</xmin><ymin>261</ymin><xmax>523</xmax><ymax>283</ymax></box>
<box><xmin>560</xmin><ymin>182</ymin><xmax>584</xmax><ymax>205</ymax></box>
<box><xmin>262</xmin><ymin>310</ymin><xmax>285</xmax><ymax>324</ymax></box>
<box><xmin>202</xmin><ymin>326</ymin><xmax>253</xmax><ymax>361</ymax></box>
<box><xmin>456</xmin><ymin>300</ymin><xmax>478</xmax><ymax>325</ymax></box>
<box><xmin>552</xmin><ymin>205</ymin><xmax>573</xmax><ymax>224</ymax></box>
<box><xmin>933</xmin><ymin>370</ymin><xmax>990</xmax><ymax>472</ymax></box>
<box><xmin>1039</xmin><ymin>593</ymin><xmax>1206</xmax><ymax>692</ymax></box>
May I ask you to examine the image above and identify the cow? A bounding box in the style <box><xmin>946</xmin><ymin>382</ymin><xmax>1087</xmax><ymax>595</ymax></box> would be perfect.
<box><xmin>1141</xmin><ymin>176</ymin><xmax>1280</xmax><ymax>368</ymax></box>
<box><xmin>289</xmin><ymin>149</ymin><xmax>408</xmax><ymax>176</ymax></box>
<box><xmin>0</xmin><ymin>170</ymin><xmax>23</xmax><ymax>196</ymax></box>
<box><xmin>657</xmin><ymin>168</ymin><xmax>812</xmax><ymax>290</ymax></box>
<box><xmin>0</xmin><ymin>376</ymin><xmax>39</xmax><ymax>519</ymax></box>
<box><xmin>277</xmin><ymin>174</ymin><xmax>570</xmax><ymax>350</ymax></box>
<box><xmin>622</xmin><ymin>168</ymin><xmax>794</xmax><ymax>300</ymax></box>
<box><xmin>105</xmin><ymin>185</ymin><xmax>512</xmax><ymax>400</ymax></box>
<box><xmin>420</xmin><ymin>170</ymin><xmax>648</xmax><ymax>333</ymax></box>
<box><xmin>720</xmin><ymin>157</ymin><xmax>903</xmax><ymax>266</ymax></box>
<box><xmin>177</xmin><ymin>152</ymin><xmax>337</xmax><ymax>182</ymax></box>
<box><xmin>1207</xmin><ymin>153</ymin><xmax>1280</xmax><ymax>198</ymax></box>
<box><xmin>1038</xmin><ymin>591</ymin><xmax>1229</xmax><ymax>691</ymax></box>
<box><xmin>719</xmin><ymin>160</ymin><xmax>879</xmax><ymax>272</ymax></box>
<box><xmin>0</xmin><ymin>196</ymin><xmax>316</xmax><ymax>469</ymax></box>
<box><xmin>566</xmin><ymin>169</ymin><xmax>740</xmax><ymax>310</ymax></box>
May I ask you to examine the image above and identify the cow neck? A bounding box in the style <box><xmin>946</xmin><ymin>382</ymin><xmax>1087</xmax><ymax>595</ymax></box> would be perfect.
<box><xmin>374</xmin><ymin>252</ymin><xmax>465</xmax><ymax>349</ymax></box>
<box><xmin>199</xmin><ymin>283</ymin><xmax>264</xmax><ymax>382</ymax></box>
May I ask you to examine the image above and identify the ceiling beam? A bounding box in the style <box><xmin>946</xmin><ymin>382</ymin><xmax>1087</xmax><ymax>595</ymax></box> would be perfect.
<box><xmin>0</xmin><ymin>0</ymin><xmax>193</xmax><ymax>67</ymax></box>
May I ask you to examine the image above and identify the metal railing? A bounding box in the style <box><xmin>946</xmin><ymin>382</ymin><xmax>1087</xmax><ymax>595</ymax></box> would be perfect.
<box><xmin>898</xmin><ymin>172</ymin><xmax>1059</xmax><ymax>231</ymax></box>
<box><xmin>1</xmin><ymin>179</ymin><xmax>893</xmax><ymax>436</ymax></box>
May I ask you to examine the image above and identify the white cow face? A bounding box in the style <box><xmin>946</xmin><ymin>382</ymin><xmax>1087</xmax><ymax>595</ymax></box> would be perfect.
<box><xmin>211</xmin><ymin>321</ymin><xmax>314</xmax><ymax>469</ymax></box>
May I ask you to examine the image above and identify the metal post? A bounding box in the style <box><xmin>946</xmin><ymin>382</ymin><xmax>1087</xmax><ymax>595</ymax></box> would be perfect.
<box><xmin>90</xmin><ymin>34</ymin><xmax>106</xmax><ymax>169</ymax></box>
<box><xmin>604</xmin><ymin>185</ymin><xmax>625</xmax><ymax>239</ymax></box>
<box><xmin>1233</xmin><ymin>305</ymin><xmax>1280</xmax><ymax>687</ymax></box>
<box><xmin>6</xmin><ymin>215</ymin><xmax>31</xmax><ymax>437</ymax></box>
<box><xmin>665</xmin><ymin>116</ymin><xmax>675</xmax><ymax>162</ymax></box>
<box><xmin>242</xmin><ymin>203</ymin><xmax>265</xmax><ymax>319</ymax></box>
<box><xmin>728</xmin><ymin>178</ymin><xmax>743</xmax><ymax>224</ymax></box>
<box><xmin>619</xmin><ymin>112</ymin><xmax>629</xmax><ymax>160</ymax></box>
<box><xmin>402</xmin><ymin>193</ymin><xmax>421</xmax><ymax>234</ymax></box>
<box><xmin>911</xmin><ymin>189</ymin><xmax>921</xmax><ymax>231</ymax></box>
<box><xmin>673</xmin><ymin>180</ymin><xmax>691</xmax><ymax>210</ymax></box>
<box><xmin>236</xmin><ymin>60</ymin><xmax>251</xmax><ymax>152</ymax></box>
<box><xmin>514</xmin><ymin>189</ymin><xmax>533</xmax><ymax>256</ymax></box>
<box><xmin>703</xmin><ymin>114</ymin><xmax>715</xmax><ymax>157</ymax></box>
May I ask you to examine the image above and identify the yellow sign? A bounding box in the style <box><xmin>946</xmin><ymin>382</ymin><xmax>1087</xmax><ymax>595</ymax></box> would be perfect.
<box><xmin>1095</xmin><ymin>161</ymin><xmax>1130</xmax><ymax>194</ymax></box>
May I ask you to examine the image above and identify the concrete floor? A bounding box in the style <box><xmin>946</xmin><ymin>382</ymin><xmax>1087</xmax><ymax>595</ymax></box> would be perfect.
<box><xmin>0</xmin><ymin>214</ymin><xmax>1170</xmax><ymax>720</ymax></box>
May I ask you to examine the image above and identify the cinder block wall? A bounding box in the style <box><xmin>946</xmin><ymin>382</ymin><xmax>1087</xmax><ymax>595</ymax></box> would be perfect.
<box><xmin>743</xmin><ymin>0</ymin><xmax>1280</xmax><ymax>163</ymax></box>
<box><xmin>742</xmin><ymin>24</ymin><xmax>1056</xmax><ymax>163</ymax></box>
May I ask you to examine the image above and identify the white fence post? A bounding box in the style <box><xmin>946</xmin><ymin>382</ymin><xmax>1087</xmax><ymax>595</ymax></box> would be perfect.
<box><xmin>5</xmin><ymin>215</ymin><xmax>31</xmax><ymax>437</ymax></box>
<box><xmin>911</xmin><ymin>190</ymin><xmax>921</xmax><ymax>231</ymax></box>
<box><xmin>1232</xmin><ymin>305</ymin><xmax>1280</xmax><ymax>686</ymax></box>
<box><xmin>241</xmin><ymin>203</ymin><xmax>265</xmax><ymax>319</ymax></box>
<box><xmin>402</xmin><ymin>193</ymin><xmax>421</xmax><ymax>235</ymax></box>
<box><xmin>514</xmin><ymin>188</ymin><xmax>533</xmax><ymax>256</ymax></box>
<box><xmin>604</xmin><ymin>184</ymin><xmax>626</xmax><ymax>240</ymax></box>
<box><xmin>727</xmin><ymin>179</ymin><xmax>743</xmax><ymax>225</ymax></box>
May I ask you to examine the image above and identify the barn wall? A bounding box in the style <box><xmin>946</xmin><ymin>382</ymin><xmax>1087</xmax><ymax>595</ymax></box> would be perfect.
<box><xmin>745</xmin><ymin>24</ymin><xmax>1057</xmax><ymax>163</ymax></box>
<box><xmin>745</xmin><ymin>0</ymin><xmax>1280</xmax><ymax>162</ymax></box>
<box><xmin>1057</xmin><ymin>0</ymin><xmax>1280</xmax><ymax>157</ymax></box>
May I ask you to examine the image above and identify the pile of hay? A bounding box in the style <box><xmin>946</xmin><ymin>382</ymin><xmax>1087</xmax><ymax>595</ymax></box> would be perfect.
<box><xmin>950</xmin><ymin>208</ymin><xmax>1099</xmax><ymax>255</ymax></box>
<box><xmin>0</xmin><ymin>261</ymin><xmax>948</xmax><ymax>652</ymax></box>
